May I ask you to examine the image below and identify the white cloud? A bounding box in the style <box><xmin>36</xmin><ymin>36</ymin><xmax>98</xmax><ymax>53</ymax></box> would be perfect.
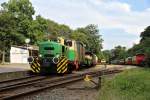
<box><xmin>86</xmin><ymin>0</ymin><xmax>150</xmax><ymax>34</ymax></box>
<box><xmin>31</xmin><ymin>0</ymin><xmax>149</xmax><ymax>35</ymax></box>
<box><xmin>88</xmin><ymin>0</ymin><xmax>131</xmax><ymax>12</ymax></box>
<box><xmin>105</xmin><ymin>1</ymin><xmax>131</xmax><ymax>12</ymax></box>
<box><xmin>146</xmin><ymin>8</ymin><xmax>150</xmax><ymax>11</ymax></box>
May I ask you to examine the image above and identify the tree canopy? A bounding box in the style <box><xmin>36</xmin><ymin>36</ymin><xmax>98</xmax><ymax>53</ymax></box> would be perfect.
<box><xmin>140</xmin><ymin>26</ymin><xmax>150</xmax><ymax>43</ymax></box>
<box><xmin>102</xmin><ymin>45</ymin><xmax>127</xmax><ymax>63</ymax></box>
<box><xmin>73</xmin><ymin>24</ymin><xmax>103</xmax><ymax>55</ymax></box>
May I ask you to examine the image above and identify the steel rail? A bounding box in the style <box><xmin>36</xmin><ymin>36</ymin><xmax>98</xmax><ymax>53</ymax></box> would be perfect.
<box><xmin>0</xmin><ymin>75</ymin><xmax>37</xmax><ymax>84</ymax></box>
<box><xmin>0</xmin><ymin>76</ymin><xmax>47</xmax><ymax>91</ymax></box>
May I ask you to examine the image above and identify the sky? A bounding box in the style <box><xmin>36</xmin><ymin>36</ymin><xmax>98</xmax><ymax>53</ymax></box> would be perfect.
<box><xmin>0</xmin><ymin>0</ymin><xmax>150</xmax><ymax>50</ymax></box>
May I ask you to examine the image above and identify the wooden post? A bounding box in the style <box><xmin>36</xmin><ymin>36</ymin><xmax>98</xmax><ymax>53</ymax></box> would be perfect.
<box><xmin>2</xmin><ymin>51</ymin><xmax>5</xmax><ymax>64</ymax></box>
<box><xmin>98</xmin><ymin>76</ymin><xmax>101</xmax><ymax>89</ymax></box>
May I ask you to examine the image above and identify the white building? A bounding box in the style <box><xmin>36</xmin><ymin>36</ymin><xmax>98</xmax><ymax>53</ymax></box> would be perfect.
<box><xmin>10</xmin><ymin>46</ymin><xmax>38</xmax><ymax>63</ymax></box>
<box><xmin>10</xmin><ymin>46</ymin><xmax>29</xmax><ymax>63</ymax></box>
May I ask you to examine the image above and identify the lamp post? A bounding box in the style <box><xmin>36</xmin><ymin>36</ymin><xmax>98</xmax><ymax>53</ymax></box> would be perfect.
<box><xmin>25</xmin><ymin>38</ymin><xmax>30</xmax><ymax>57</ymax></box>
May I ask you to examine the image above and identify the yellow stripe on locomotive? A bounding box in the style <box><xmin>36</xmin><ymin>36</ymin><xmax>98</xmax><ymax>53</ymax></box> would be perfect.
<box><xmin>57</xmin><ymin>56</ymin><xmax>68</xmax><ymax>73</ymax></box>
<box><xmin>28</xmin><ymin>56</ymin><xmax>40</xmax><ymax>73</ymax></box>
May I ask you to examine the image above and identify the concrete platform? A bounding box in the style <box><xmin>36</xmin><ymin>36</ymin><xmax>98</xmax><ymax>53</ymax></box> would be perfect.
<box><xmin>0</xmin><ymin>64</ymin><xmax>31</xmax><ymax>81</ymax></box>
<box><xmin>0</xmin><ymin>63</ymin><xmax>30</xmax><ymax>73</ymax></box>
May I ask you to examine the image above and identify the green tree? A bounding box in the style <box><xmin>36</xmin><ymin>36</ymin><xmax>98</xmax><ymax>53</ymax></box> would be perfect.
<box><xmin>85</xmin><ymin>24</ymin><xmax>103</xmax><ymax>53</ymax></box>
<box><xmin>0</xmin><ymin>0</ymin><xmax>35</xmax><ymax>63</ymax></box>
<box><xmin>140</xmin><ymin>37</ymin><xmax>150</xmax><ymax>66</ymax></box>
<box><xmin>75</xmin><ymin>24</ymin><xmax>103</xmax><ymax>55</ymax></box>
<box><xmin>1</xmin><ymin>0</ymin><xmax>35</xmax><ymax>37</ymax></box>
<box><xmin>102</xmin><ymin>50</ymin><xmax>111</xmax><ymax>63</ymax></box>
<box><xmin>111</xmin><ymin>46</ymin><xmax>127</xmax><ymax>60</ymax></box>
<box><xmin>140</xmin><ymin>26</ymin><xmax>150</xmax><ymax>43</ymax></box>
<box><xmin>70</xmin><ymin>30</ymin><xmax>88</xmax><ymax>45</ymax></box>
<box><xmin>30</xmin><ymin>15</ymin><xmax>48</xmax><ymax>43</ymax></box>
<box><xmin>128</xmin><ymin>44</ymin><xmax>143</xmax><ymax>56</ymax></box>
<box><xmin>0</xmin><ymin>10</ymin><xmax>25</xmax><ymax>63</ymax></box>
<box><xmin>46</xmin><ymin>19</ymin><xmax>72</xmax><ymax>38</ymax></box>
<box><xmin>58</xmin><ymin>24</ymin><xmax>72</xmax><ymax>38</ymax></box>
<box><xmin>128</xmin><ymin>26</ymin><xmax>150</xmax><ymax>66</ymax></box>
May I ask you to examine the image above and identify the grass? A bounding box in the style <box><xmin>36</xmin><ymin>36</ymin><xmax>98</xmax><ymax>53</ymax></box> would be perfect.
<box><xmin>99</xmin><ymin>68</ymin><xmax>150</xmax><ymax>100</ymax></box>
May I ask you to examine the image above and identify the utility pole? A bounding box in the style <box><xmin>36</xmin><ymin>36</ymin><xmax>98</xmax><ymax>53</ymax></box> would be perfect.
<box><xmin>25</xmin><ymin>38</ymin><xmax>30</xmax><ymax>57</ymax></box>
<box><xmin>1</xmin><ymin>50</ymin><xmax>5</xmax><ymax>64</ymax></box>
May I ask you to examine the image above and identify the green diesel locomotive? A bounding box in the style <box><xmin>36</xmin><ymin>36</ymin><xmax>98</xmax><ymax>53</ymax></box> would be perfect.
<box><xmin>28</xmin><ymin>37</ymin><xmax>98</xmax><ymax>74</ymax></box>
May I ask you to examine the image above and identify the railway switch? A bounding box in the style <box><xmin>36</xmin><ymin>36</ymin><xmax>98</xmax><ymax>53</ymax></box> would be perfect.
<box><xmin>84</xmin><ymin>74</ymin><xmax>99</xmax><ymax>87</ymax></box>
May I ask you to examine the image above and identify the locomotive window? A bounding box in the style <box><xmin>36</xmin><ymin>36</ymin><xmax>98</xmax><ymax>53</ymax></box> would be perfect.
<box><xmin>52</xmin><ymin>39</ymin><xmax>58</xmax><ymax>42</ymax></box>
<box><xmin>64</xmin><ymin>39</ymin><xmax>72</xmax><ymax>46</ymax></box>
<box><xmin>68</xmin><ymin>42</ymin><xmax>72</xmax><ymax>46</ymax></box>
<box><xmin>44</xmin><ymin>47</ymin><xmax>54</xmax><ymax>50</ymax></box>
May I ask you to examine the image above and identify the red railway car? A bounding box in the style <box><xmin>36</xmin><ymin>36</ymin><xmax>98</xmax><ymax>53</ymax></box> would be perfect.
<box><xmin>132</xmin><ymin>54</ymin><xmax>146</xmax><ymax>65</ymax></box>
<box><xmin>125</xmin><ymin>57</ymin><xmax>132</xmax><ymax>65</ymax></box>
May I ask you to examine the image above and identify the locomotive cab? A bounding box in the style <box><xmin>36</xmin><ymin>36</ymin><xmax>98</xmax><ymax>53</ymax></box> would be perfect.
<box><xmin>64</xmin><ymin>39</ymin><xmax>85</xmax><ymax>70</ymax></box>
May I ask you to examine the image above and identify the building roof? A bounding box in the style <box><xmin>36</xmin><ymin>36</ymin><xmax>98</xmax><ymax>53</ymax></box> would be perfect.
<box><xmin>11</xmin><ymin>45</ymin><xmax>39</xmax><ymax>50</ymax></box>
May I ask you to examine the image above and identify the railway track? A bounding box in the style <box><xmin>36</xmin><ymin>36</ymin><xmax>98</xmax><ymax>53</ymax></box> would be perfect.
<box><xmin>0</xmin><ymin>75</ymin><xmax>36</xmax><ymax>84</ymax></box>
<box><xmin>0</xmin><ymin>69</ymin><xmax>122</xmax><ymax>100</ymax></box>
<box><xmin>0</xmin><ymin>75</ymin><xmax>48</xmax><ymax>89</ymax></box>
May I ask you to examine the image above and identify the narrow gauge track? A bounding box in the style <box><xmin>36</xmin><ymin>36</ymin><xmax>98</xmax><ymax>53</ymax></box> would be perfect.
<box><xmin>0</xmin><ymin>69</ymin><xmax>122</xmax><ymax>100</ymax></box>
<box><xmin>0</xmin><ymin>75</ymin><xmax>48</xmax><ymax>89</ymax></box>
<box><xmin>0</xmin><ymin>75</ymin><xmax>37</xmax><ymax>84</ymax></box>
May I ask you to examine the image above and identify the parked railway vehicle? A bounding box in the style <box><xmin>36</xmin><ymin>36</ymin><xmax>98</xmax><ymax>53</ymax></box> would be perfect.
<box><xmin>84</xmin><ymin>52</ymin><xmax>98</xmax><ymax>67</ymax></box>
<box><xmin>111</xmin><ymin>60</ymin><xmax>120</xmax><ymax>65</ymax></box>
<box><xmin>125</xmin><ymin>57</ymin><xmax>132</xmax><ymax>65</ymax></box>
<box><xmin>58</xmin><ymin>37</ymin><xmax>98</xmax><ymax>68</ymax></box>
<box><xmin>119</xmin><ymin>59</ymin><xmax>125</xmax><ymax>65</ymax></box>
<box><xmin>64</xmin><ymin>39</ymin><xmax>85</xmax><ymax>70</ymax></box>
<box><xmin>124</xmin><ymin>54</ymin><xmax>146</xmax><ymax>66</ymax></box>
<box><xmin>28</xmin><ymin>37</ymin><xmax>97</xmax><ymax>74</ymax></box>
<box><xmin>92</xmin><ymin>54</ymin><xmax>98</xmax><ymax>66</ymax></box>
<box><xmin>111</xmin><ymin>53</ymin><xmax>146</xmax><ymax>66</ymax></box>
<box><xmin>132</xmin><ymin>54</ymin><xmax>146</xmax><ymax>66</ymax></box>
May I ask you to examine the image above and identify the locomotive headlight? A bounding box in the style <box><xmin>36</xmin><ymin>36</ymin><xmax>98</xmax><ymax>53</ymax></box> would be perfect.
<box><xmin>52</xmin><ymin>57</ymin><xmax>59</xmax><ymax>64</ymax></box>
<box><xmin>56</xmin><ymin>54</ymin><xmax>60</xmax><ymax>58</ymax></box>
<box><xmin>39</xmin><ymin>54</ymin><xmax>42</xmax><ymax>57</ymax></box>
<box><xmin>28</xmin><ymin>56</ymin><xmax>34</xmax><ymax>63</ymax></box>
